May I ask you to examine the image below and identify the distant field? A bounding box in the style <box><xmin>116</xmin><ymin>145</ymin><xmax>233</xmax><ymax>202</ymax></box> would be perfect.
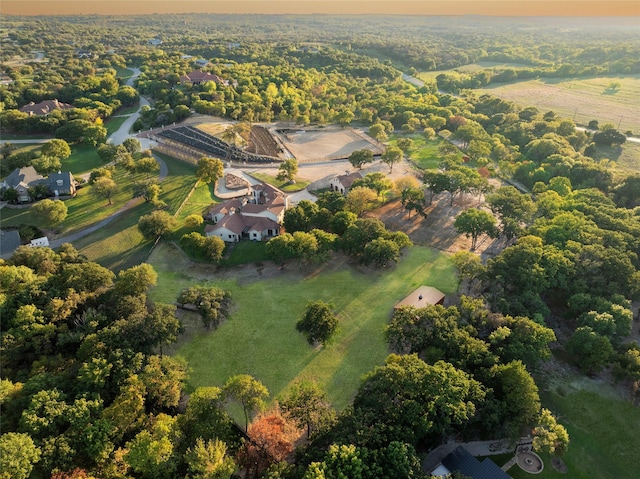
<box><xmin>478</xmin><ymin>75</ymin><xmax>640</xmax><ymax>134</ymax></box>
<box><xmin>418</xmin><ymin>61</ymin><xmax>535</xmax><ymax>81</ymax></box>
<box><xmin>149</xmin><ymin>244</ymin><xmax>458</xmax><ymax>411</ymax></box>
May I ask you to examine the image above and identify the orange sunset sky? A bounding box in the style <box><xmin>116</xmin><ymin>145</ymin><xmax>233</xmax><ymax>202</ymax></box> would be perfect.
<box><xmin>3</xmin><ymin>1</ymin><xmax>640</xmax><ymax>17</ymax></box>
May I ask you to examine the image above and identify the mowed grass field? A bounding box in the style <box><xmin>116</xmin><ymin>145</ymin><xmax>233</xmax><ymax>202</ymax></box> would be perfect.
<box><xmin>148</xmin><ymin>244</ymin><xmax>458</xmax><ymax>411</ymax></box>
<box><xmin>493</xmin><ymin>376</ymin><xmax>640</xmax><ymax>479</ymax></box>
<box><xmin>477</xmin><ymin>75</ymin><xmax>640</xmax><ymax>134</ymax></box>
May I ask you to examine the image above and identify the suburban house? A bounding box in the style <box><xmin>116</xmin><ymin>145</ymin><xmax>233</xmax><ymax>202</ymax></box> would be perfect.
<box><xmin>0</xmin><ymin>230</ymin><xmax>47</xmax><ymax>259</ymax></box>
<box><xmin>179</xmin><ymin>70</ymin><xmax>228</xmax><ymax>86</ymax></box>
<box><xmin>330</xmin><ymin>171</ymin><xmax>362</xmax><ymax>196</ymax></box>
<box><xmin>0</xmin><ymin>230</ymin><xmax>22</xmax><ymax>258</ymax></box>
<box><xmin>394</xmin><ymin>286</ymin><xmax>446</xmax><ymax>310</ymax></box>
<box><xmin>430</xmin><ymin>446</ymin><xmax>511</xmax><ymax>479</ymax></box>
<box><xmin>194</xmin><ymin>59</ymin><xmax>209</xmax><ymax>68</ymax></box>
<box><xmin>19</xmin><ymin>99</ymin><xmax>73</xmax><ymax>116</ymax></box>
<box><xmin>48</xmin><ymin>171</ymin><xmax>76</xmax><ymax>196</ymax></box>
<box><xmin>204</xmin><ymin>182</ymin><xmax>287</xmax><ymax>242</ymax></box>
<box><xmin>1</xmin><ymin>167</ymin><xmax>77</xmax><ymax>202</ymax></box>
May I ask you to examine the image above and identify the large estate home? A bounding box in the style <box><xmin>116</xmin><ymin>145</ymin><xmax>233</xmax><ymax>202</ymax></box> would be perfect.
<box><xmin>179</xmin><ymin>70</ymin><xmax>228</xmax><ymax>86</ymax></box>
<box><xmin>330</xmin><ymin>171</ymin><xmax>362</xmax><ymax>196</ymax></box>
<box><xmin>19</xmin><ymin>99</ymin><xmax>73</xmax><ymax>116</ymax></box>
<box><xmin>1</xmin><ymin>166</ymin><xmax>76</xmax><ymax>202</ymax></box>
<box><xmin>204</xmin><ymin>182</ymin><xmax>288</xmax><ymax>242</ymax></box>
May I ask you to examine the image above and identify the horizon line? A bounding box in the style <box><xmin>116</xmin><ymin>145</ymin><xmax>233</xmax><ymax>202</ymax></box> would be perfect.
<box><xmin>3</xmin><ymin>1</ymin><xmax>640</xmax><ymax>18</ymax></box>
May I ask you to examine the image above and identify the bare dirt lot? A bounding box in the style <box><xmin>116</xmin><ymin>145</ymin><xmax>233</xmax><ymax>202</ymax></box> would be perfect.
<box><xmin>273</xmin><ymin>126</ymin><xmax>384</xmax><ymax>162</ymax></box>
<box><xmin>368</xmin><ymin>188</ymin><xmax>509</xmax><ymax>260</ymax></box>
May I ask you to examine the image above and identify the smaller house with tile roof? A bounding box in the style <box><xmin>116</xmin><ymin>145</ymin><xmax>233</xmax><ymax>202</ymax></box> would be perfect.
<box><xmin>204</xmin><ymin>182</ymin><xmax>287</xmax><ymax>243</ymax></box>
<box><xmin>330</xmin><ymin>171</ymin><xmax>362</xmax><ymax>196</ymax></box>
<box><xmin>19</xmin><ymin>99</ymin><xmax>73</xmax><ymax>116</ymax></box>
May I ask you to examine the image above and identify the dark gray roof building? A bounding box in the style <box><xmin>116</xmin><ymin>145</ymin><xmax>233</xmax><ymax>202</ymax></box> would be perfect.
<box><xmin>431</xmin><ymin>446</ymin><xmax>511</xmax><ymax>479</ymax></box>
<box><xmin>0</xmin><ymin>230</ymin><xmax>22</xmax><ymax>257</ymax></box>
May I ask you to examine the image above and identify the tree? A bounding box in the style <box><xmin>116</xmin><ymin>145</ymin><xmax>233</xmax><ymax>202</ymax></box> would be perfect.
<box><xmin>0</xmin><ymin>432</ymin><xmax>41</xmax><ymax>479</ymax></box>
<box><xmin>400</xmin><ymin>187</ymin><xmax>426</xmax><ymax>218</ymax></box>
<box><xmin>202</xmin><ymin>235</ymin><xmax>226</xmax><ymax>262</ymax></box>
<box><xmin>223</xmin><ymin>374</ymin><xmax>269</xmax><ymax>431</ymax></box>
<box><xmin>422</xmin><ymin>171</ymin><xmax>450</xmax><ymax>205</ymax></box>
<box><xmin>566</xmin><ymin>326</ymin><xmax>614</xmax><ymax>374</ymax></box>
<box><xmin>276</xmin><ymin>158</ymin><xmax>298</xmax><ymax>183</ymax></box>
<box><xmin>280</xmin><ymin>381</ymin><xmax>336</xmax><ymax>439</ymax></box>
<box><xmin>362</xmin><ymin>238</ymin><xmax>401</xmax><ymax>267</ymax></box>
<box><xmin>41</xmin><ymin>139</ymin><xmax>71</xmax><ymax>160</ymax></box>
<box><xmin>381</xmin><ymin>146</ymin><xmax>403</xmax><ymax>173</ymax></box>
<box><xmin>593</xmin><ymin>128</ymin><xmax>626</xmax><ymax>146</ymax></box>
<box><xmin>345</xmin><ymin>186</ymin><xmax>378</xmax><ymax>216</ymax></box>
<box><xmin>485</xmin><ymin>360</ymin><xmax>541</xmax><ymax>437</ymax></box>
<box><xmin>111</xmin><ymin>268</ymin><xmax>154</xmax><ymax>301</ymax></box>
<box><xmin>296</xmin><ymin>301</ymin><xmax>338</xmax><ymax>346</ymax></box>
<box><xmin>32</xmin><ymin>199</ymin><xmax>68</xmax><ymax>228</ymax></box>
<box><xmin>184</xmin><ymin>438</ymin><xmax>236</xmax><ymax>479</ymax></box>
<box><xmin>369</xmin><ymin>123</ymin><xmax>388</xmax><ymax>142</ymax></box>
<box><xmin>91</xmin><ymin>176</ymin><xmax>117</xmax><ymax>205</ymax></box>
<box><xmin>176</xmin><ymin>286</ymin><xmax>230</xmax><ymax>329</ymax></box>
<box><xmin>124</xmin><ymin>413</ymin><xmax>181</xmax><ymax>479</ymax></box>
<box><xmin>266</xmin><ymin>233</ymin><xmax>295</xmax><ymax>266</ymax></box>
<box><xmin>138</xmin><ymin>210</ymin><xmax>177</xmax><ymax>240</ymax></box>
<box><xmin>353</xmin><ymin>354</ymin><xmax>484</xmax><ymax>447</ymax></box>
<box><xmin>123</xmin><ymin>138</ymin><xmax>142</xmax><ymax>155</ymax></box>
<box><xmin>31</xmin><ymin>154</ymin><xmax>62</xmax><ymax>175</ymax></box>
<box><xmin>396</xmin><ymin>137</ymin><xmax>413</xmax><ymax>154</ymax></box>
<box><xmin>139</xmin><ymin>355</ymin><xmax>187</xmax><ymax>410</ymax></box>
<box><xmin>196</xmin><ymin>157</ymin><xmax>224</xmax><ymax>185</ymax></box>
<box><xmin>185</xmin><ymin>214</ymin><xmax>205</xmax><ymax>229</ymax></box>
<box><xmin>532</xmin><ymin>408</ymin><xmax>569</xmax><ymax>456</ymax></box>
<box><xmin>451</xmin><ymin>251</ymin><xmax>486</xmax><ymax>294</ymax></box>
<box><xmin>316</xmin><ymin>190</ymin><xmax>346</xmax><ymax>214</ymax></box>
<box><xmin>180</xmin><ymin>387</ymin><xmax>237</xmax><ymax>447</ymax></box>
<box><xmin>352</xmin><ymin>172</ymin><xmax>393</xmax><ymax>198</ymax></box>
<box><xmin>135</xmin><ymin>156</ymin><xmax>160</xmax><ymax>179</ymax></box>
<box><xmin>454</xmin><ymin>208</ymin><xmax>497</xmax><ymax>250</ymax></box>
<box><xmin>348</xmin><ymin>149</ymin><xmax>373</xmax><ymax>170</ymax></box>
<box><xmin>237</xmin><ymin>410</ymin><xmax>301</xmax><ymax>478</ymax></box>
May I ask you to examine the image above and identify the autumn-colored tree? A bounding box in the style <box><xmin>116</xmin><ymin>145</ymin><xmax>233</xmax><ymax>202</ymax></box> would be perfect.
<box><xmin>237</xmin><ymin>410</ymin><xmax>302</xmax><ymax>478</ymax></box>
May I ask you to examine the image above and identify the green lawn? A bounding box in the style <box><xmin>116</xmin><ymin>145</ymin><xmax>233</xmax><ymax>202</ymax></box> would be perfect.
<box><xmin>490</xmin><ymin>379</ymin><xmax>640</xmax><ymax>479</ymax></box>
<box><xmin>148</xmin><ymin>244</ymin><xmax>458</xmax><ymax>412</ymax></box>
<box><xmin>62</xmin><ymin>143</ymin><xmax>104</xmax><ymax>175</ymax></box>
<box><xmin>388</xmin><ymin>134</ymin><xmax>458</xmax><ymax>170</ymax></box>
<box><xmin>248</xmin><ymin>171</ymin><xmax>311</xmax><ymax>192</ymax></box>
<box><xmin>220</xmin><ymin>240</ymin><xmax>269</xmax><ymax>266</ymax></box>
<box><xmin>116</xmin><ymin>68</ymin><xmax>134</xmax><ymax>79</ymax></box>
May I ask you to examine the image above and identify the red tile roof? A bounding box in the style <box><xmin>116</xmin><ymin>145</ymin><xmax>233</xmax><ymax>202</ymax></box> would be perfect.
<box><xmin>19</xmin><ymin>99</ymin><xmax>73</xmax><ymax>116</ymax></box>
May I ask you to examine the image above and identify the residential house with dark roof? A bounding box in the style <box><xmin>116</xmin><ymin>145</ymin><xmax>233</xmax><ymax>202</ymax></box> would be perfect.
<box><xmin>19</xmin><ymin>99</ymin><xmax>73</xmax><ymax>116</ymax></box>
<box><xmin>430</xmin><ymin>446</ymin><xmax>511</xmax><ymax>479</ymax></box>
<box><xmin>330</xmin><ymin>171</ymin><xmax>362</xmax><ymax>196</ymax></box>
<box><xmin>0</xmin><ymin>230</ymin><xmax>22</xmax><ymax>258</ymax></box>
<box><xmin>1</xmin><ymin>166</ymin><xmax>45</xmax><ymax>202</ymax></box>
<box><xmin>2</xmin><ymin>167</ymin><xmax>76</xmax><ymax>202</ymax></box>
<box><xmin>48</xmin><ymin>171</ymin><xmax>76</xmax><ymax>197</ymax></box>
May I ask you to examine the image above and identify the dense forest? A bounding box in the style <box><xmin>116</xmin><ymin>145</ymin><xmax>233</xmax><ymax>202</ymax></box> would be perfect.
<box><xmin>1</xmin><ymin>13</ymin><xmax>639</xmax><ymax>479</ymax></box>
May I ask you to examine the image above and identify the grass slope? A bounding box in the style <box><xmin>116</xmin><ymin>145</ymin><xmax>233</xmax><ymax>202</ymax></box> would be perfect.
<box><xmin>148</xmin><ymin>244</ymin><xmax>457</xmax><ymax>411</ymax></box>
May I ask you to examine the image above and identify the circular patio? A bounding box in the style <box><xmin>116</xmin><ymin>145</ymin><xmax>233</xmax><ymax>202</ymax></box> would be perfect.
<box><xmin>517</xmin><ymin>451</ymin><xmax>544</xmax><ymax>474</ymax></box>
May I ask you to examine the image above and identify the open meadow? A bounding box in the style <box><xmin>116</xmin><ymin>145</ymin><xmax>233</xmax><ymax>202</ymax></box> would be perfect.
<box><xmin>477</xmin><ymin>75</ymin><xmax>640</xmax><ymax>134</ymax></box>
<box><xmin>148</xmin><ymin>243</ymin><xmax>458</xmax><ymax>411</ymax></box>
